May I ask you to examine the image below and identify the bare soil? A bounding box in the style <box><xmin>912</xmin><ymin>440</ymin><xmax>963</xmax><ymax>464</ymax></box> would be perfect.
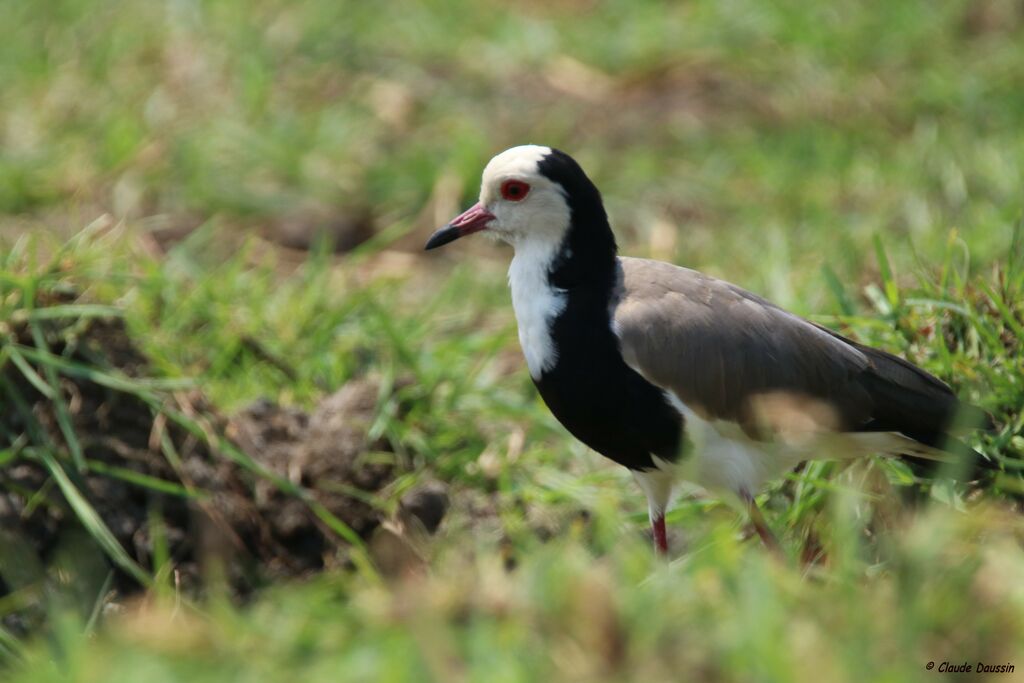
<box><xmin>0</xmin><ymin>308</ymin><xmax>412</xmax><ymax>633</ymax></box>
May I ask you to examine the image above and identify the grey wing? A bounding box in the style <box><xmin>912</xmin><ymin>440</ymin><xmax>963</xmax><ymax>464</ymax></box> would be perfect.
<box><xmin>613</xmin><ymin>257</ymin><xmax>882</xmax><ymax>437</ymax></box>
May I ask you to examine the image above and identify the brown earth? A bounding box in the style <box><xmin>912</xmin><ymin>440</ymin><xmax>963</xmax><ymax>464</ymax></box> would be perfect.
<box><xmin>0</xmin><ymin>306</ymin><xmax>443</xmax><ymax>634</ymax></box>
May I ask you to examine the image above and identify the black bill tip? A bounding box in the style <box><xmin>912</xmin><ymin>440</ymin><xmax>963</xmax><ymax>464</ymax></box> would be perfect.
<box><xmin>424</xmin><ymin>225</ymin><xmax>461</xmax><ymax>251</ymax></box>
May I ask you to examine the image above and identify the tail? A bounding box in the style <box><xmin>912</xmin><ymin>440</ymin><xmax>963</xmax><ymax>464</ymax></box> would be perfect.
<box><xmin>840</xmin><ymin>339</ymin><xmax>997</xmax><ymax>479</ymax></box>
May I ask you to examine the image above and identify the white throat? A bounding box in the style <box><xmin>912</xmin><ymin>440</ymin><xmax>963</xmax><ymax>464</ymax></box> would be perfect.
<box><xmin>508</xmin><ymin>236</ymin><xmax>567</xmax><ymax>379</ymax></box>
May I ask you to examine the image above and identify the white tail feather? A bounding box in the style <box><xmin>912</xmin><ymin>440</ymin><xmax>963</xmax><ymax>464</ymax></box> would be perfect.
<box><xmin>842</xmin><ymin>432</ymin><xmax>953</xmax><ymax>462</ymax></box>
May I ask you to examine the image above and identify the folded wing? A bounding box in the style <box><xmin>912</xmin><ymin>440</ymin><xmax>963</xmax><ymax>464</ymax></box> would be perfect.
<box><xmin>613</xmin><ymin>257</ymin><xmax>982</xmax><ymax>446</ymax></box>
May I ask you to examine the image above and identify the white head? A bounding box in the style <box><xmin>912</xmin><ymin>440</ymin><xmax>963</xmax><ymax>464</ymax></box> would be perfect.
<box><xmin>424</xmin><ymin>145</ymin><xmax>573</xmax><ymax>251</ymax></box>
<box><xmin>425</xmin><ymin>146</ymin><xmax>616</xmax><ymax>379</ymax></box>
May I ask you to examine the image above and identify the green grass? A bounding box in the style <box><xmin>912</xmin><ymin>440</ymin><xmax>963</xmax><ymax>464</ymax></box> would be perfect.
<box><xmin>10</xmin><ymin>508</ymin><xmax>1024</xmax><ymax>683</ymax></box>
<box><xmin>2</xmin><ymin>0</ymin><xmax>1024</xmax><ymax>680</ymax></box>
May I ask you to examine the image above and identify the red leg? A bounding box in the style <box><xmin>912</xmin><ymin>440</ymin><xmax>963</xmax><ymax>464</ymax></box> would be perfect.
<box><xmin>652</xmin><ymin>514</ymin><xmax>668</xmax><ymax>556</ymax></box>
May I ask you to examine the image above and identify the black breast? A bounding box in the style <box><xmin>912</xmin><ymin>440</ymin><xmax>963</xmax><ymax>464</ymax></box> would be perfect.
<box><xmin>534</xmin><ymin>285</ymin><xmax>683</xmax><ymax>471</ymax></box>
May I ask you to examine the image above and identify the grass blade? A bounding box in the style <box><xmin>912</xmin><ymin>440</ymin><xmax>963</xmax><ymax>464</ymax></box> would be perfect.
<box><xmin>83</xmin><ymin>571</ymin><xmax>115</xmax><ymax>637</ymax></box>
<box><xmin>12</xmin><ymin>305</ymin><xmax>123</xmax><ymax>322</ymax></box>
<box><xmin>873</xmin><ymin>234</ymin><xmax>899</xmax><ymax>307</ymax></box>
<box><xmin>7</xmin><ymin>346</ymin><xmax>56</xmax><ymax>400</ymax></box>
<box><xmin>12</xmin><ymin>344</ymin><xmax>193</xmax><ymax>395</ymax></box>
<box><xmin>976</xmin><ymin>279</ymin><xmax>1024</xmax><ymax>342</ymax></box>
<box><xmin>28</xmin><ymin>321</ymin><xmax>85</xmax><ymax>472</ymax></box>
<box><xmin>86</xmin><ymin>459</ymin><xmax>203</xmax><ymax>499</ymax></box>
<box><xmin>822</xmin><ymin>264</ymin><xmax>855</xmax><ymax>315</ymax></box>
<box><xmin>0</xmin><ymin>624</ymin><xmax>26</xmax><ymax>665</ymax></box>
<box><xmin>35</xmin><ymin>448</ymin><xmax>152</xmax><ymax>587</ymax></box>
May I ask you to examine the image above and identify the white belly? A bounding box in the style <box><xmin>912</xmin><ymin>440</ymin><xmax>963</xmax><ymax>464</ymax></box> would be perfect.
<box><xmin>639</xmin><ymin>390</ymin><xmax>916</xmax><ymax>514</ymax></box>
<box><xmin>678</xmin><ymin>408</ymin><xmax>797</xmax><ymax>496</ymax></box>
<box><xmin>634</xmin><ymin>392</ymin><xmax>805</xmax><ymax>515</ymax></box>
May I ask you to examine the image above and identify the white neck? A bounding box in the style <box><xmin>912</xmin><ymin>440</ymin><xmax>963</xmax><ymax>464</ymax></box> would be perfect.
<box><xmin>507</xmin><ymin>236</ymin><xmax>567</xmax><ymax>379</ymax></box>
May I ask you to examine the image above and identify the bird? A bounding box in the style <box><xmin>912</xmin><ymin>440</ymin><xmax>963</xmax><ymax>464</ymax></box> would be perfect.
<box><xmin>424</xmin><ymin>145</ymin><xmax>991</xmax><ymax>555</ymax></box>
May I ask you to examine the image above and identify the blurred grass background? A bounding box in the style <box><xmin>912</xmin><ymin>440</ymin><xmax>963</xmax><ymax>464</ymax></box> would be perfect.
<box><xmin>1</xmin><ymin>0</ymin><xmax>1024</xmax><ymax>680</ymax></box>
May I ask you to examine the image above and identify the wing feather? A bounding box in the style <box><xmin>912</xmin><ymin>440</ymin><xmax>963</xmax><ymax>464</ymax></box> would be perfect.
<box><xmin>612</xmin><ymin>257</ymin><xmax>961</xmax><ymax>440</ymax></box>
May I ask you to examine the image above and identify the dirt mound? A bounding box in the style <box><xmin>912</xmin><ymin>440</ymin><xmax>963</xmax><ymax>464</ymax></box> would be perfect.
<box><xmin>0</xmin><ymin>310</ymin><xmax>415</xmax><ymax>633</ymax></box>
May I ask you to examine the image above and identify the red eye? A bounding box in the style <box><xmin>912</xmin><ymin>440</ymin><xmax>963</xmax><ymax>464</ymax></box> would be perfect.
<box><xmin>500</xmin><ymin>180</ymin><xmax>530</xmax><ymax>201</ymax></box>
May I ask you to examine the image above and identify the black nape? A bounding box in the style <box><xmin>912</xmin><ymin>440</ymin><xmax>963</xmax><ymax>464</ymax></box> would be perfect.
<box><xmin>537</xmin><ymin>149</ymin><xmax>618</xmax><ymax>290</ymax></box>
